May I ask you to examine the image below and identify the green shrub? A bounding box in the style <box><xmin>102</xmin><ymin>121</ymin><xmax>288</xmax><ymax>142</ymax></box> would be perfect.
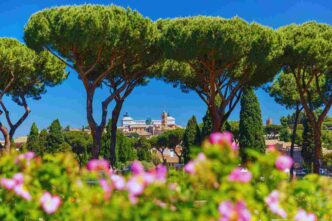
<box><xmin>0</xmin><ymin>132</ymin><xmax>331</xmax><ymax>220</ymax></box>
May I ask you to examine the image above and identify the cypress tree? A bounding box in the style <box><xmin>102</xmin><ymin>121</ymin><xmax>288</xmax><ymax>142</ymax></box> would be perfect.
<box><xmin>26</xmin><ymin>123</ymin><xmax>40</xmax><ymax>153</ymax></box>
<box><xmin>38</xmin><ymin>129</ymin><xmax>48</xmax><ymax>155</ymax></box>
<box><xmin>279</xmin><ymin>116</ymin><xmax>291</xmax><ymax>142</ymax></box>
<box><xmin>201</xmin><ymin>110</ymin><xmax>213</xmax><ymax>140</ymax></box>
<box><xmin>183</xmin><ymin>116</ymin><xmax>201</xmax><ymax>163</ymax></box>
<box><xmin>46</xmin><ymin>119</ymin><xmax>64</xmax><ymax>153</ymax></box>
<box><xmin>239</xmin><ymin>87</ymin><xmax>265</xmax><ymax>162</ymax></box>
<box><xmin>302</xmin><ymin>117</ymin><xmax>316</xmax><ymax>171</ymax></box>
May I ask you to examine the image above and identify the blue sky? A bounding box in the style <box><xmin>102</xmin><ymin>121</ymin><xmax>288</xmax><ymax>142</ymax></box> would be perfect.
<box><xmin>0</xmin><ymin>0</ymin><xmax>332</xmax><ymax>137</ymax></box>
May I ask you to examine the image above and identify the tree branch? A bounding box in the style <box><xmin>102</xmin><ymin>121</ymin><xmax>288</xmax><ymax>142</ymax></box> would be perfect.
<box><xmin>45</xmin><ymin>47</ymin><xmax>75</xmax><ymax>70</ymax></box>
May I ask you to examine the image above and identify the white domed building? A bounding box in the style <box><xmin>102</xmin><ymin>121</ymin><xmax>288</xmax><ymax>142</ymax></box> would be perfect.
<box><xmin>119</xmin><ymin>112</ymin><xmax>181</xmax><ymax>137</ymax></box>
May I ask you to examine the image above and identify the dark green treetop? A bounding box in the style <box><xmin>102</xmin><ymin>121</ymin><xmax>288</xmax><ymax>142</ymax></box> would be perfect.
<box><xmin>0</xmin><ymin>38</ymin><xmax>66</xmax><ymax>150</ymax></box>
<box><xmin>157</xmin><ymin>16</ymin><xmax>283</xmax><ymax>131</ymax></box>
<box><xmin>46</xmin><ymin>119</ymin><xmax>65</xmax><ymax>153</ymax></box>
<box><xmin>24</xmin><ymin>5</ymin><xmax>160</xmax><ymax>159</ymax></box>
<box><xmin>26</xmin><ymin>122</ymin><xmax>40</xmax><ymax>153</ymax></box>
<box><xmin>278</xmin><ymin>22</ymin><xmax>332</xmax><ymax>173</ymax></box>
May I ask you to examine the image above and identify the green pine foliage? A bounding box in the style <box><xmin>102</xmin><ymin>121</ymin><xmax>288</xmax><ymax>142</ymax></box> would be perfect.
<box><xmin>38</xmin><ymin>129</ymin><xmax>48</xmax><ymax>154</ymax></box>
<box><xmin>26</xmin><ymin>123</ymin><xmax>40</xmax><ymax>153</ymax></box>
<box><xmin>183</xmin><ymin>116</ymin><xmax>201</xmax><ymax>163</ymax></box>
<box><xmin>239</xmin><ymin>88</ymin><xmax>265</xmax><ymax>162</ymax></box>
<box><xmin>116</xmin><ymin>132</ymin><xmax>137</xmax><ymax>166</ymax></box>
<box><xmin>279</xmin><ymin>116</ymin><xmax>291</xmax><ymax>142</ymax></box>
<box><xmin>46</xmin><ymin>119</ymin><xmax>65</xmax><ymax>153</ymax></box>
<box><xmin>64</xmin><ymin>131</ymin><xmax>92</xmax><ymax>167</ymax></box>
<box><xmin>135</xmin><ymin>137</ymin><xmax>152</xmax><ymax>162</ymax></box>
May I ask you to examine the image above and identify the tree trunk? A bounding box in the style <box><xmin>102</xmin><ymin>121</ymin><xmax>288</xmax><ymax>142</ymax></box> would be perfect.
<box><xmin>91</xmin><ymin>128</ymin><xmax>102</xmax><ymax>159</ymax></box>
<box><xmin>109</xmin><ymin>100</ymin><xmax>124</xmax><ymax>167</ymax></box>
<box><xmin>312</xmin><ymin>125</ymin><xmax>322</xmax><ymax>174</ymax></box>
<box><xmin>86</xmin><ymin>88</ymin><xmax>101</xmax><ymax>159</ymax></box>
<box><xmin>0</xmin><ymin>122</ymin><xmax>10</xmax><ymax>153</ymax></box>
<box><xmin>289</xmin><ymin>106</ymin><xmax>301</xmax><ymax>180</ymax></box>
<box><xmin>209</xmin><ymin>105</ymin><xmax>222</xmax><ymax>132</ymax></box>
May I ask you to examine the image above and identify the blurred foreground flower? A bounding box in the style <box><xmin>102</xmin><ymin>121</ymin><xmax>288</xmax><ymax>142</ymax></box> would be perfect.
<box><xmin>40</xmin><ymin>192</ymin><xmax>61</xmax><ymax>214</ymax></box>
<box><xmin>275</xmin><ymin>155</ymin><xmax>293</xmax><ymax>171</ymax></box>
<box><xmin>1</xmin><ymin>173</ymin><xmax>31</xmax><ymax>201</ymax></box>
<box><xmin>295</xmin><ymin>209</ymin><xmax>316</xmax><ymax>221</ymax></box>
<box><xmin>265</xmin><ymin>190</ymin><xmax>287</xmax><ymax>218</ymax></box>
<box><xmin>15</xmin><ymin>152</ymin><xmax>35</xmax><ymax>165</ymax></box>
<box><xmin>228</xmin><ymin>168</ymin><xmax>252</xmax><ymax>183</ymax></box>
<box><xmin>87</xmin><ymin>159</ymin><xmax>110</xmax><ymax>171</ymax></box>
<box><xmin>218</xmin><ymin>200</ymin><xmax>251</xmax><ymax>221</ymax></box>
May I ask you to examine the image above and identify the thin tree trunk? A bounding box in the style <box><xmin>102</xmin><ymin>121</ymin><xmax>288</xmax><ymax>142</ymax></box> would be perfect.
<box><xmin>0</xmin><ymin>122</ymin><xmax>10</xmax><ymax>153</ymax></box>
<box><xmin>86</xmin><ymin>88</ymin><xmax>100</xmax><ymax>159</ymax></box>
<box><xmin>289</xmin><ymin>105</ymin><xmax>301</xmax><ymax>180</ymax></box>
<box><xmin>209</xmin><ymin>105</ymin><xmax>221</xmax><ymax>132</ymax></box>
<box><xmin>109</xmin><ymin>100</ymin><xmax>124</xmax><ymax>167</ymax></box>
<box><xmin>313</xmin><ymin>125</ymin><xmax>322</xmax><ymax>174</ymax></box>
<box><xmin>0</xmin><ymin>96</ymin><xmax>31</xmax><ymax>140</ymax></box>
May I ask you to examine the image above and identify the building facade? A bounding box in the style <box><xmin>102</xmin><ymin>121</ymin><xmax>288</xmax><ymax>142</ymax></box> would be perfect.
<box><xmin>119</xmin><ymin>112</ymin><xmax>181</xmax><ymax>138</ymax></box>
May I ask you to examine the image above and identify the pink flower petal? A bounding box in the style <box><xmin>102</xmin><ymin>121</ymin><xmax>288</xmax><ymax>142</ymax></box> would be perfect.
<box><xmin>130</xmin><ymin>161</ymin><xmax>145</xmax><ymax>175</ymax></box>
<box><xmin>184</xmin><ymin>161</ymin><xmax>195</xmax><ymax>174</ymax></box>
<box><xmin>87</xmin><ymin>159</ymin><xmax>110</xmax><ymax>171</ymax></box>
<box><xmin>210</xmin><ymin>132</ymin><xmax>233</xmax><ymax>145</ymax></box>
<box><xmin>40</xmin><ymin>192</ymin><xmax>61</xmax><ymax>214</ymax></box>
<box><xmin>228</xmin><ymin>168</ymin><xmax>252</xmax><ymax>183</ymax></box>
<box><xmin>295</xmin><ymin>209</ymin><xmax>316</xmax><ymax>221</ymax></box>
<box><xmin>275</xmin><ymin>155</ymin><xmax>293</xmax><ymax>171</ymax></box>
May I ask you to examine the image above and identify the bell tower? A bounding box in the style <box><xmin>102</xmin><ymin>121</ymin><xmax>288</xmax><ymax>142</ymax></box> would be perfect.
<box><xmin>161</xmin><ymin>111</ymin><xmax>168</xmax><ymax>128</ymax></box>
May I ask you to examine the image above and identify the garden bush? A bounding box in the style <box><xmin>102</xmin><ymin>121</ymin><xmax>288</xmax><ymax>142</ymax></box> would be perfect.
<box><xmin>0</xmin><ymin>132</ymin><xmax>331</xmax><ymax>220</ymax></box>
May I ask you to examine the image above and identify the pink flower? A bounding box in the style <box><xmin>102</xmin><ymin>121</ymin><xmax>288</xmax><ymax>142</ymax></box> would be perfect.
<box><xmin>275</xmin><ymin>155</ymin><xmax>293</xmax><ymax>171</ymax></box>
<box><xmin>231</xmin><ymin>142</ymin><xmax>239</xmax><ymax>151</ymax></box>
<box><xmin>184</xmin><ymin>161</ymin><xmax>195</xmax><ymax>174</ymax></box>
<box><xmin>40</xmin><ymin>192</ymin><xmax>61</xmax><ymax>214</ymax></box>
<box><xmin>87</xmin><ymin>159</ymin><xmax>110</xmax><ymax>171</ymax></box>
<box><xmin>155</xmin><ymin>165</ymin><xmax>167</xmax><ymax>182</ymax></box>
<box><xmin>265</xmin><ymin>190</ymin><xmax>287</xmax><ymax>218</ymax></box>
<box><xmin>0</xmin><ymin>178</ymin><xmax>16</xmax><ymax>189</ymax></box>
<box><xmin>110</xmin><ymin>175</ymin><xmax>126</xmax><ymax>190</ymax></box>
<box><xmin>130</xmin><ymin>161</ymin><xmax>145</xmax><ymax>175</ymax></box>
<box><xmin>218</xmin><ymin>200</ymin><xmax>251</xmax><ymax>221</ymax></box>
<box><xmin>16</xmin><ymin>152</ymin><xmax>35</xmax><ymax>165</ymax></box>
<box><xmin>267</xmin><ymin>145</ymin><xmax>276</xmax><ymax>152</ymax></box>
<box><xmin>210</xmin><ymin>132</ymin><xmax>233</xmax><ymax>145</ymax></box>
<box><xmin>12</xmin><ymin>173</ymin><xmax>24</xmax><ymax>185</ymax></box>
<box><xmin>99</xmin><ymin>179</ymin><xmax>112</xmax><ymax>193</ymax></box>
<box><xmin>197</xmin><ymin>153</ymin><xmax>206</xmax><ymax>162</ymax></box>
<box><xmin>142</xmin><ymin>172</ymin><xmax>156</xmax><ymax>184</ymax></box>
<box><xmin>169</xmin><ymin>183</ymin><xmax>178</xmax><ymax>190</ymax></box>
<box><xmin>128</xmin><ymin>193</ymin><xmax>138</xmax><ymax>204</ymax></box>
<box><xmin>126</xmin><ymin>176</ymin><xmax>145</xmax><ymax>196</ymax></box>
<box><xmin>295</xmin><ymin>209</ymin><xmax>316</xmax><ymax>221</ymax></box>
<box><xmin>14</xmin><ymin>184</ymin><xmax>32</xmax><ymax>201</ymax></box>
<box><xmin>24</xmin><ymin>152</ymin><xmax>35</xmax><ymax>160</ymax></box>
<box><xmin>228</xmin><ymin>168</ymin><xmax>252</xmax><ymax>183</ymax></box>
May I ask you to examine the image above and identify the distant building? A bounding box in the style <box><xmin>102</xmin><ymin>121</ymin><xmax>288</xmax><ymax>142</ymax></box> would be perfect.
<box><xmin>0</xmin><ymin>136</ymin><xmax>28</xmax><ymax>149</ymax></box>
<box><xmin>119</xmin><ymin>112</ymin><xmax>182</xmax><ymax>138</ymax></box>
<box><xmin>266</xmin><ymin>139</ymin><xmax>303</xmax><ymax>168</ymax></box>
<box><xmin>266</xmin><ymin>118</ymin><xmax>273</xmax><ymax>126</ymax></box>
